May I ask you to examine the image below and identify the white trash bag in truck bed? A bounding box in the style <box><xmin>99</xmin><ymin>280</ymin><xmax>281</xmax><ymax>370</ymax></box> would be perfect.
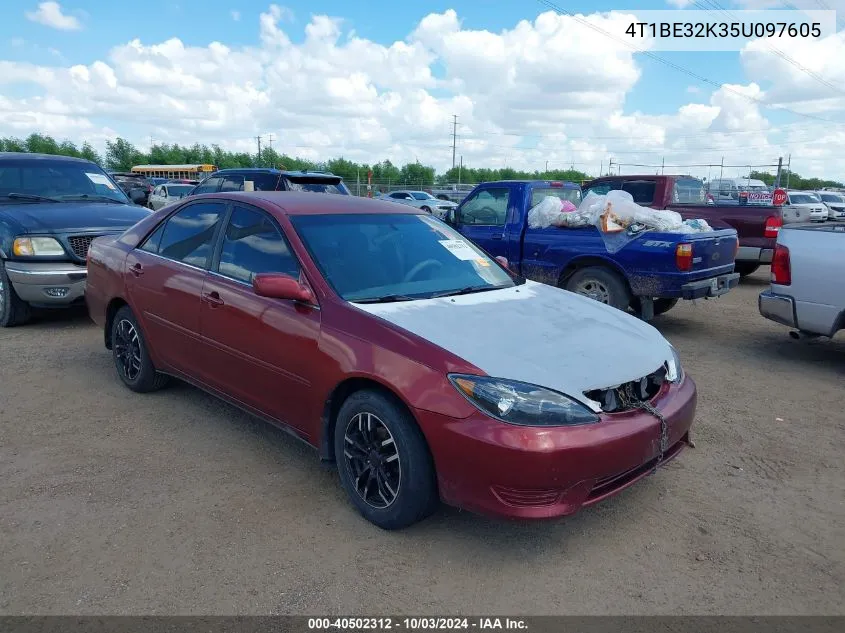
<box><xmin>527</xmin><ymin>196</ymin><xmax>590</xmax><ymax>229</ymax></box>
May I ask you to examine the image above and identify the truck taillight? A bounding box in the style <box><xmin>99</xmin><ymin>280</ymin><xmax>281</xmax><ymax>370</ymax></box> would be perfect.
<box><xmin>764</xmin><ymin>215</ymin><xmax>782</xmax><ymax>238</ymax></box>
<box><xmin>733</xmin><ymin>239</ymin><xmax>739</xmax><ymax>259</ymax></box>
<box><xmin>676</xmin><ymin>243</ymin><xmax>693</xmax><ymax>271</ymax></box>
<box><xmin>771</xmin><ymin>244</ymin><xmax>791</xmax><ymax>285</ymax></box>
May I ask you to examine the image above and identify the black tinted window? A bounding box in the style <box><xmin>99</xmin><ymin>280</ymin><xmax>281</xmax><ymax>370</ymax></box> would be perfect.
<box><xmin>220</xmin><ymin>176</ymin><xmax>244</xmax><ymax>192</ymax></box>
<box><xmin>621</xmin><ymin>181</ymin><xmax>656</xmax><ymax>205</ymax></box>
<box><xmin>158</xmin><ymin>203</ymin><xmax>225</xmax><ymax>268</ymax></box>
<box><xmin>192</xmin><ymin>177</ymin><xmax>222</xmax><ymax>195</ymax></box>
<box><xmin>217</xmin><ymin>206</ymin><xmax>299</xmax><ymax>283</ymax></box>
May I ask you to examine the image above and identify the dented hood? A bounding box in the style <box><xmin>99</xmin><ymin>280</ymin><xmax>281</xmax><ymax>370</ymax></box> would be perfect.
<box><xmin>354</xmin><ymin>280</ymin><xmax>674</xmax><ymax>409</ymax></box>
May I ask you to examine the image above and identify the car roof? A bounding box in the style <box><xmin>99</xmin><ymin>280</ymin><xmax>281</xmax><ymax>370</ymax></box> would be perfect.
<box><xmin>483</xmin><ymin>179</ymin><xmax>581</xmax><ymax>188</ymax></box>
<box><xmin>211</xmin><ymin>168</ymin><xmax>340</xmax><ymax>178</ymax></box>
<box><xmin>0</xmin><ymin>152</ymin><xmax>94</xmax><ymax>164</ymax></box>
<box><xmin>197</xmin><ymin>191</ymin><xmax>420</xmax><ymax>216</ymax></box>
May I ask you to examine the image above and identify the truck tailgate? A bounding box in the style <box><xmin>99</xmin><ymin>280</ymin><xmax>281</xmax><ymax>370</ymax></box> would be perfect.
<box><xmin>683</xmin><ymin>228</ymin><xmax>738</xmax><ymax>277</ymax></box>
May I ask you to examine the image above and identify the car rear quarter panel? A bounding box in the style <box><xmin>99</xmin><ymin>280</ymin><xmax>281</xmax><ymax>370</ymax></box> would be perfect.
<box><xmin>777</xmin><ymin>226</ymin><xmax>845</xmax><ymax>335</ymax></box>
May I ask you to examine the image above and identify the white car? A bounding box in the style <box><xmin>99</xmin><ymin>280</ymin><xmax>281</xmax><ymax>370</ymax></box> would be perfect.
<box><xmin>814</xmin><ymin>191</ymin><xmax>845</xmax><ymax>220</ymax></box>
<box><xmin>148</xmin><ymin>183</ymin><xmax>195</xmax><ymax>210</ymax></box>
<box><xmin>379</xmin><ymin>190</ymin><xmax>457</xmax><ymax>219</ymax></box>
<box><xmin>786</xmin><ymin>191</ymin><xmax>827</xmax><ymax>222</ymax></box>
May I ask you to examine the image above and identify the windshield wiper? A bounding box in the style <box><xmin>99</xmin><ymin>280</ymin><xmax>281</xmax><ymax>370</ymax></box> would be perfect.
<box><xmin>3</xmin><ymin>193</ymin><xmax>60</xmax><ymax>203</ymax></box>
<box><xmin>428</xmin><ymin>285</ymin><xmax>501</xmax><ymax>299</ymax></box>
<box><xmin>59</xmin><ymin>194</ymin><xmax>125</xmax><ymax>204</ymax></box>
<box><xmin>352</xmin><ymin>294</ymin><xmax>417</xmax><ymax>304</ymax></box>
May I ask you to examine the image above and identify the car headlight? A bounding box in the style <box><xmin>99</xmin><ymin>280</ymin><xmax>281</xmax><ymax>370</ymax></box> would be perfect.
<box><xmin>12</xmin><ymin>236</ymin><xmax>65</xmax><ymax>257</ymax></box>
<box><xmin>666</xmin><ymin>345</ymin><xmax>685</xmax><ymax>384</ymax></box>
<box><xmin>448</xmin><ymin>374</ymin><xmax>600</xmax><ymax>427</ymax></box>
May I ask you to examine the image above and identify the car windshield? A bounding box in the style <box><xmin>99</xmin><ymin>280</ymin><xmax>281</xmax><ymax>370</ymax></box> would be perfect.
<box><xmin>789</xmin><ymin>193</ymin><xmax>819</xmax><ymax>204</ymax></box>
<box><xmin>819</xmin><ymin>193</ymin><xmax>843</xmax><ymax>202</ymax></box>
<box><xmin>291</xmin><ymin>213</ymin><xmax>518</xmax><ymax>302</ymax></box>
<box><xmin>530</xmin><ymin>187</ymin><xmax>582</xmax><ymax>206</ymax></box>
<box><xmin>411</xmin><ymin>192</ymin><xmax>434</xmax><ymax>200</ymax></box>
<box><xmin>0</xmin><ymin>160</ymin><xmax>129</xmax><ymax>203</ymax></box>
<box><xmin>166</xmin><ymin>185</ymin><xmax>193</xmax><ymax>197</ymax></box>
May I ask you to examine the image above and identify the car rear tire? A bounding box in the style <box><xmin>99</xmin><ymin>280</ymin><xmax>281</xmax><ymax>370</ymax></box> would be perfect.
<box><xmin>735</xmin><ymin>262</ymin><xmax>760</xmax><ymax>277</ymax></box>
<box><xmin>653</xmin><ymin>298</ymin><xmax>679</xmax><ymax>316</ymax></box>
<box><xmin>334</xmin><ymin>390</ymin><xmax>438</xmax><ymax>530</ymax></box>
<box><xmin>564</xmin><ymin>266</ymin><xmax>631</xmax><ymax>311</ymax></box>
<box><xmin>111</xmin><ymin>305</ymin><xmax>169</xmax><ymax>393</ymax></box>
<box><xmin>421</xmin><ymin>206</ymin><xmax>432</xmax><ymax>214</ymax></box>
<box><xmin>0</xmin><ymin>260</ymin><xmax>32</xmax><ymax>327</ymax></box>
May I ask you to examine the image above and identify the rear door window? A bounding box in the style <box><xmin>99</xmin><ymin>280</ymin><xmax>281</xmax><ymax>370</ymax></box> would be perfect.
<box><xmin>156</xmin><ymin>202</ymin><xmax>226</xmax><ymax>268</ymax></box>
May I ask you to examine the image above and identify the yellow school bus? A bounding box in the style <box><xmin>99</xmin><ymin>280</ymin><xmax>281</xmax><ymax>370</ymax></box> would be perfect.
<box><xmin>131</xmin><ymin>164</ymin><xmax>217</xmax><ymax>180</ymax></box>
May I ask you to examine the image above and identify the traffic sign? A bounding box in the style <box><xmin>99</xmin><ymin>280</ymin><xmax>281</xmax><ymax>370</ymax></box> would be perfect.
<box><xmin>772</xmin><ymin>188</ymin><xmax>787</xmax><ymax>206</ymax></box>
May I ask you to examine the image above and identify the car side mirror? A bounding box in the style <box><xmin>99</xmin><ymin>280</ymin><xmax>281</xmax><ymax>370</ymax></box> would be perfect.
<box><xmin>129</xmin><ymin>189</ymin><xmax>146</xmax><ymax>204</ymax></box>
<box><xmin>495</xmin><ymin>256</ymin><xmax>510</xmax><ymax>270</ymax></box>
<box><xmin>253</xmin><ymin>273</ymin><xmax>315</xmax><ymax>304</ymax></box>
<box><xmin>444</xmin><ymin>208</ymin><xmax>457</xmax><ymax>225</ymax></box>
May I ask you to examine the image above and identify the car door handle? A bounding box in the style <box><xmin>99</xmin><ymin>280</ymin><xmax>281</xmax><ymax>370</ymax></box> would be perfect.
<box><xmin>130</xmin><ymin>263</ymin><xmax>144</xmax><ymax>276</ymax></box>
<box><xmin>491</xmin><ymin>234</ymin><xmax>504</xmax><ymax>240</ymax></box>
<box><xmin>202</xmin><ymin>291</ymin><xmax>224</xmax><ymax>307</ymax></box>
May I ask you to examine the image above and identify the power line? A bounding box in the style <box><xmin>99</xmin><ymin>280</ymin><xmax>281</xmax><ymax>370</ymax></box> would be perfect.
<box><xmin>536</xmin><ymin>0</ymin><xmax>844</xmax><ymax>125</ymax></box>
<box><xmin>694</xmin><ymin>0</ymin><xmax>845</xmax><ymax>96</ymax></box>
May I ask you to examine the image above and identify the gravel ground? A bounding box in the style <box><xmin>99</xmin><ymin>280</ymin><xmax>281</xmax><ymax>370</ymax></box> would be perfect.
<box><xmin>1</xmin><ymin>269</ymin><xmax>843</xmax><ymax>615</ymax></box>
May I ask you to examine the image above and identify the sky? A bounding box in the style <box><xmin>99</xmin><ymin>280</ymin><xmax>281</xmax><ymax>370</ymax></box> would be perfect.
<box><xmin>1</xmin><ymin>0</ymin><xmax>845</xmax><ymax>180</ymax></box>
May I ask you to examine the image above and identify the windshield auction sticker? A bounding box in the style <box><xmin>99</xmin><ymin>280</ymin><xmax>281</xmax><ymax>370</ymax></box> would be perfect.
<box><xmin>617</xmin><ymin>9</ymin><xmax>835</xmax><ymax>51</ymax></box>
<box><xmin>439</xmin><ymin>239</ymin><xmax>481</xmax><ymax>261</ymax></box>
<box><xmin>86</xmin><ymin>173</ymin><xmax>117</xmax><ymax>189</ymax></box>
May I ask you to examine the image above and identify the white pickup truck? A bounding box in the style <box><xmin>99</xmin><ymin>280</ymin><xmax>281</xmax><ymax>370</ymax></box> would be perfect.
<box><xmin>759</xmin><ymin>223</ymin><xmax>845</xmax><ymax>338</ymax></box>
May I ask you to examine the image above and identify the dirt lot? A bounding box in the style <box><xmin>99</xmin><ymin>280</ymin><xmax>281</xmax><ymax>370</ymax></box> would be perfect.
<box><xmin>1</xmin><ymin>270</ymin><xmax>843</xmax><ymax>615</ymax></box>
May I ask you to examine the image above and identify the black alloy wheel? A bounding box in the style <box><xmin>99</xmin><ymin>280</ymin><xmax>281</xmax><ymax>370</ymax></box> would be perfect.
<box><xmin>343</xmin><ymin>412</ymin><xmax>402</xmax><ymax>509</ymax></box>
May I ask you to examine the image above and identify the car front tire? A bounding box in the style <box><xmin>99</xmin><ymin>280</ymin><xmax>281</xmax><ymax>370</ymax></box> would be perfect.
<box><xmin>111</xmin><ymin>305</ymin><xmax>169</xmax><ymax>393</ymax></box>
<box><xmin>334</xmin><ymin>390</ymin><xmax>438</xmax><ymax>530</ymax></box>
<box><xmin>0</xmin><ymin>260</ymin><xmax>32</xmax><ymax>327</ymax></box>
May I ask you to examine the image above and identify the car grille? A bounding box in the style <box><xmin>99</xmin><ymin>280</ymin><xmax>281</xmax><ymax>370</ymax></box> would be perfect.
<box><xmin>67</xmin><ymin>235</ymin><xmax>100</xmax><ymax>259</ymax></box>
<box><xmin>584</xmin><ymin>365</ymin><xmax>668</xmax><ymax>413</ymax></box>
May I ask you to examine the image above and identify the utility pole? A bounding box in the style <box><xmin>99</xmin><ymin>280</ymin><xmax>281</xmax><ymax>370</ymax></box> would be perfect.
<box><xmin>451</xmin><ymin>114</ymin><xmax>458</xmax><ymax>170</ymax></box>
<box><xmin>661</xmin><ymin>157</ymin><xmax>665</xmax><ymax>175</ymax></box>
<box><xmin>458</xmin><ymin>156</ymin><xmax>463</xmax><ymax>186</ymax></box>
<box><xmin>255</xmin><ymin>135</ymin><xmax>262</xmax><ymax>167</ymax></box>
<box><xmin>608</xmin><ymin>158</ymin><xmax>614</xmax><ymax>175</ymax></box>
<box><xmin>785</xmin><ymin>153</ymin><xmax>792</xmax><ymax>188</ymax></box>
<box><xmin>545</xmin><ymin>160</ymin><xmax>549</xmax><ymax>173</ymax></box>
<box><xmin>719</xmin><ymin>156</ymin><xmax>724</xmax><ymax>184</ymax></box>
<box><xmin>775</xmin><ymin>156</ymin><xmax>783</xmax><ymax>187</ymax></box>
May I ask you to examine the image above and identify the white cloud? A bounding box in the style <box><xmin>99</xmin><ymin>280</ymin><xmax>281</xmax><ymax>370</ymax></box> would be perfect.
<box><xmin>2</xmin><ymin>4</ymin><xmax>845</xmax><ymax>180</ymax></box>
<box><xmin>25</xmin><ymin>1</ymin><xmax>82</xmax><ymax>31</ymax></box>
<box><xmin>230</xmin><ymin>10</ymin><xmax>240</xmax><ymax>22</ymax></box>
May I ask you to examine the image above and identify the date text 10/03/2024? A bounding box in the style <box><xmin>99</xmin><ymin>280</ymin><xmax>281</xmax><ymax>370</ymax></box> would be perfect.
<box><xmin>307</xmin><ymin>618</ymin><xmax>528</xmax><ymax>630</ymax></box>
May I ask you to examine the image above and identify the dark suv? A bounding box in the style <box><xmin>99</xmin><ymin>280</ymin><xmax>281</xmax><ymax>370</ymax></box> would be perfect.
<box><xmin>187</xmin><ymin>168</ymin><xmax>350</xmax><ymax>197</ymax></box>
<box><xmin>109</xmin><ymin>172</ymin><xmax>154</xmax><ymax>206</ymax></box>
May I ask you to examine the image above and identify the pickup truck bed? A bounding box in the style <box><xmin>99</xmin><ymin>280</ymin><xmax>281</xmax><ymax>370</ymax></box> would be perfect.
<box><xmin>449</xmin><ymin>180</ymin><xmax>740</xmax><ymax>319</ymax></box>
<box><xmin>582</xmin><ymin>175</ymin><xmax>803</xmax><ymax>276</ymax></box>
<box><xmin>759</xmin><ymin>223</ymin><xmax>845</xmax><ymax>338</ymax></box>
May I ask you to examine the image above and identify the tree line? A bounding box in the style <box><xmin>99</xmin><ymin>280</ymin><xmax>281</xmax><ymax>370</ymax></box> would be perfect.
<box><xmin>0</xmin><ymin>133</ymin><xmax>591</xmax><ymax>186</ymax></box>
<box><xmin>7</xmin><ymin>133</ymin><xmax>838</xmax><ymax>189</ymax></box>
<box><xmin>746</xmin><ymin>170</ymin><xmax>843</xmax><ymax>192</ymax></box>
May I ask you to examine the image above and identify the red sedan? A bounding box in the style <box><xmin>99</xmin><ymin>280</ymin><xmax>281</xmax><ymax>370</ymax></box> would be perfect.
<box><xmin>87</xmin><ymin>192</ymin><xmax>696</xmax><ymax>529</ymax></box>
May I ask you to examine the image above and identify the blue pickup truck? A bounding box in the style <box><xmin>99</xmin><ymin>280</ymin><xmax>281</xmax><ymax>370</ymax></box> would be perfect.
<box><xmin>444</xmin><ymin>180</ymin><xmax>740</xmax><ymax>318</ymax></box>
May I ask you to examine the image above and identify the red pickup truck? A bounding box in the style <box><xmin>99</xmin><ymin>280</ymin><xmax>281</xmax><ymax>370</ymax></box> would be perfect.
<box><xmin>582</xmin><ymin>175</ymin><xmax>806</xmax><ymax>277</ymax></box>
